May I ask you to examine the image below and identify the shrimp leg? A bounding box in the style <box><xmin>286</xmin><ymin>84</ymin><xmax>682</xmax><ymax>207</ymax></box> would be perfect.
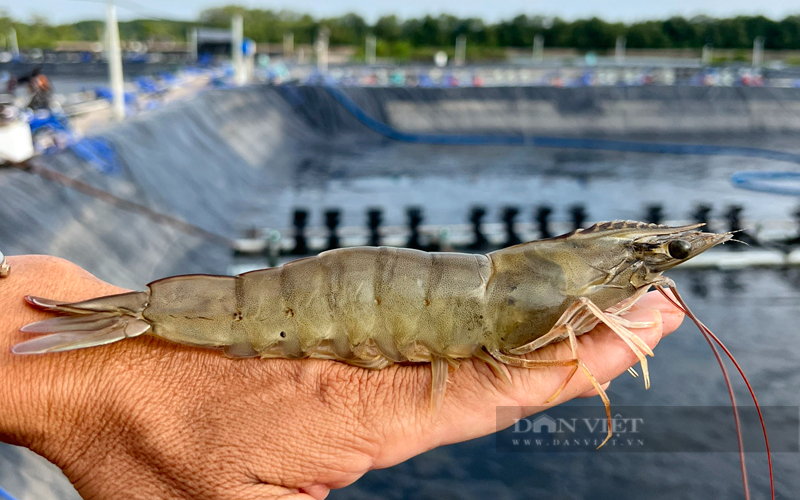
<box><xmin>488</xmin><ymin>293</ymin><xmax>660</xmax><ymax>449</ymax></box>
<box><xmin>489</xmin><ymin>334</ymin><xmax>614</xmax><ymax>448</ymax></box>
<box><xmin>0</xmin><ymin>250</ymin><xmax>8</xmax><ymax>278</ymax></box>
<box><xmin>506</xmin><ymin>297</ymin><xmax>654</xmax><ymax>389</ymax></box>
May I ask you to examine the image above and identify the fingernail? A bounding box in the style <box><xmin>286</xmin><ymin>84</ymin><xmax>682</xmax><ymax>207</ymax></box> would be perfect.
<box><xmin>659</xmin><ymin>310</ymin><xmax>685</xmax><ymax>337</ymax></box>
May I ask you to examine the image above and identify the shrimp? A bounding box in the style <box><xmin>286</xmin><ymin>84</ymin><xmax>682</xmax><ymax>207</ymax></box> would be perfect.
<box><xmin>13</xmin><ymin>221</ymin><xmax>728</xmax><ymax>442</ymax></box>
<box><xmin>13</xmin><ymin>220</ymin><xmax>776</xmax><ymax>499</ymax></box>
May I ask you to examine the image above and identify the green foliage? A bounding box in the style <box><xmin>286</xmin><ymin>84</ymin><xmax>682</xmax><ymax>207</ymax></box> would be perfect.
<box><xmin>662</xmin><ymin>17</ymin><xmax>697</xmax><ymax>48</ymax></box>
<box><xmin>374</xmin><ymin>16</ymin><xmax>401</xmax><ymax>42</ymax></box>
<box><xmin>72</xmin><ymin>21</ymin><xmax>104</xmax><ymax>41</ymax></box>
<box><xmin>376</xmin><ymin>40</ymin><xmax>411</xmax><ymax>60</ymax></box>
<box><xmin>4</xmin><ymin>7</ymin><xmax>800</xmax><ymax>53</ymax></box>
<box><xmin>119</xmin><ymin>20</ymin><xmax>195</xmax><ymax>41</ymax></box>
<box><xmin>626</xmin><ymin>21</ymin><xmax>670</xmax><ymax>48</ymax></box>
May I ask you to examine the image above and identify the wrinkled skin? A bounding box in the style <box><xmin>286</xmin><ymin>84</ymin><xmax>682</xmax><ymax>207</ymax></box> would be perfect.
<box><xmin>0</xmin><ymin>256</ymin><xmax>684</xmax><ymax>500</ymax></box>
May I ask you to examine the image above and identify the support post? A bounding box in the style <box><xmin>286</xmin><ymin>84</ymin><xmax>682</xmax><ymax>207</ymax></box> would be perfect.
<box><xmin>316</xmin><ymin>27</ymin><xmax>329</xmax><ymax>73</ymax></box>
<box><xmin>753</xmin><ymin>36</ymin><xmax>765</xmax><ymax>68</ymax></box>
<box><xmin>232</xmin><ymin>14</ymin><xmax>246</xmax><ymax>86</ymax></box>
<box><xmin>105</xmin><ymin>1</ymin><xmax>125</xmax><ymax>121</ymax></box>
<box><xmin>189</xmin><ymin>27</ymin><xmax>198</xmax><ymax>62</ymax></box>
<box><xmin>615</xmin><ymin>35</ymin><xmax>626</xmax><ymax>64</ymax></box>
<box><xmin>366</xmin><ymin>34</ymin><xmax>376</xmax><ymax>65</ymax></box>
<box><xmin>283</xmin><ymin>32</ymin><xmax>294</xmax><ymax>58</ymax></box>
<box><xmin>533</xmin><ymin>34</ymin><xmax>544</xmax><ymax>63</ymax></box>
<box><xmin>455</xmin><ymin>34</ymin><xmax>466</xmax><ymax>66</ymax></box>
<box><xmin>9</xmin><ymin>28</ymin><xmax>19</xmax><ymax>58</ymax></box>
<box><xmin>702</xmin><ymin>43</ymin><xmax>713</xmax><ymax>65</ymax></box>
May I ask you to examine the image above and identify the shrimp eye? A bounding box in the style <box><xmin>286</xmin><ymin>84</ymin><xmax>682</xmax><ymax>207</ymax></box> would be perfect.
<box><xmin>668</xmin><ymin>240</ymin><xmax>692</xmax><ymax>259</ymax></box>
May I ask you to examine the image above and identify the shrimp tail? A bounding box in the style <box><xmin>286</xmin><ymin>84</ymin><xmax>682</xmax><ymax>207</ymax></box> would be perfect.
<box><xmin>13</xmin><ymin>292</ymin><xmax>151</xmax><ymax>354</ymax></box>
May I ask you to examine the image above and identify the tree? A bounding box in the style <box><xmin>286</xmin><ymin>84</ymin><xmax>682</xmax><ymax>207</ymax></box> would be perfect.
<box><xmin>325</xmin><ymin>13</ymin><xmax>367</xmax><ymax>45</ymax></box>
<box><xmin>374</xmin><ymin>15</ymin><xmax>400</xmax><ymax>42</ymax></box>
<box><xmin>626</xmin><ymin>21</ymin><xmax>670</xmax><ymax>49</ymax></box>
<box><xmin>777</xmin><ymin>16</ymin><xmax>800</xmax><ymax>50</ymax></box>
<box><xmin>662</xmin><ymin>17</ymin><xmax>698</xmax><ymax>48</ymax></box>
<box><xmin>567</xmin><ymin>17</ymin><xmax>619</xmax><ymax>50</ymax></box>
<box><xmin>6</xmin><ymin>9</ymin><xmax>800</xmax><ymax>53</ymax></box>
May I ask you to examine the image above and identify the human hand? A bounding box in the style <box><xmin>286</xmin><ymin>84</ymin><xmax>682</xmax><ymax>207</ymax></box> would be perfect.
<box><xmin>0</xmin><ymin>255</ymin><xmax>684</xmax><ymax>500</ymax></box>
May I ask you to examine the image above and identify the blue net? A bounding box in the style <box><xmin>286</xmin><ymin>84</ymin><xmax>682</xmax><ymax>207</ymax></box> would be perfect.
<box><xmin>69</xmin><ymin>137</ymin><xmax>120</xmax><ymax>176</ymax></box>
<box><xmin>731</xmin><ymin>171</ymin><xmax>800</xmax><ymax>197</ymax></box>
<box><xmin>27</xmin><ymin>110</ymin><xmax>119</xmax><ymax>175</ymax></box>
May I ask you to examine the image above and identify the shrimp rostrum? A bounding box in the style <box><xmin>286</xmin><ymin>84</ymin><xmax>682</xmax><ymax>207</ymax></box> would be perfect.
<box><xmin>14</xmin><ymin>221</ymin><xmax>729</xmax><ymax>444</ymax></box>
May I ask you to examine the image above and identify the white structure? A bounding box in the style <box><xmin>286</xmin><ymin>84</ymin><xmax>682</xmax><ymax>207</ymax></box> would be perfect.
<box><xmin>365</xmin><ymin>34</ymin><xmax>377</xmax><ymax>65</ymax></box>
<box><xmin>9</xmin><ymin>28</ymin><xmax>19</xmax><ymax>58</ymax></box>
<box><xmin>188</xmin><ymin>28</ymin><xmax>198</xmax><ymax>62</ymax></box>
<box><xmin>105</xmin><ymin>1</ymin><xmax>125</xmax><ymax>121</ymax></box>
<box><xmin>283</xmin><ymin>32</ymin><xmax>294</xmax><ymax>58</ymax></box>
<box><xmin>753</xmin><ymin>36</ymin><xmax>765</xmax><ymax>68</ymax></box>
<box><xmin>455</xmin><ymin>34</ymin><xmax>466</xmax><ymax>66</ymax></box>
<box><xmin>615</xmin><ymin>36</ymin><xmax>626</xmax><ymax>64</ymax></box>
<box><xmin>702</xmin><ymin>44</ymin><xmax>713</xmax><ymax>65</ymax></box>
<box><xmin>532</xmin><ymin>34</ymin><xmax>544</xmax><ymax>63</ymax></box>
<box><xmin>232</xmin><ymin>14</ymin><xmax>246</xmax><ymax>86</ymax></box>
<box><xmin>316</xmin><ymin>28</ymin><xmax>330</xmax><ymax>73</ymax></box>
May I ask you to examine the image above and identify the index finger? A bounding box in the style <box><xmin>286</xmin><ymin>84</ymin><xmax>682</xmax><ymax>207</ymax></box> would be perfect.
<box><xmin>363</xmin><ymin>291</ymin><xmax>682</xmax><ymax>469</ymax></box>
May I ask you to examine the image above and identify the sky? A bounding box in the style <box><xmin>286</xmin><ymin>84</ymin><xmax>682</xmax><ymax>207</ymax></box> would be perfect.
<box><xmin>5</xmin><ymin>0</ymin><xmax>800</xmax><ymax>24</ymax></box>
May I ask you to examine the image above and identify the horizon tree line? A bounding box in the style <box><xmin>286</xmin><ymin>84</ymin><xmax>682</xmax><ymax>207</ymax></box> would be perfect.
<box><xmin>2</xmin><ymin>7</ymin><xmax>800</xmax><ymax>52</ymax></box>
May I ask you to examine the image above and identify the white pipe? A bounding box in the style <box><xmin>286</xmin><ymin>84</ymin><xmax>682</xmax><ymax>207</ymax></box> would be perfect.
<box><xmin>615</xmin><ymin>36</ymin><xmax>626</xmax><ymax>64</ymax></box>
<box><xmin>105</xmin><ymin>1</ymin><xmax>125</xmax><ymax>121</ymax></box>
<box><xmin>532</xmin><ymin>34</ymin><xmax>544</xmax><ymax>63</ymax></box>
<box><xmin>455</xmin><ymin>34</ymin><xmax>466</xmax><ymax>66</ymax></box>
<box><xmin>701</xmin><ymin>44</ymin><xmax>713</xmax><ymax>65</ymax></box>
<box><xmin>316</xmin><ymin>28</ymin><xmax>329</xmax><ymax>73</ymax></box>
<box><xmin>283</xmin><ymin>32</ymin><xmax>294</xmax><ymax>58</ymax></box>
<box><xmin>753</xmin><ymin>36</ymin><xmax>765</xmax><ymax>68</ymax></box>
<box><xmin>189</xmin><ymin>27</ymin><xmax>198</xmax><ymax>63</ymax></box>
<box><xmin>9</xmin><ymin>28</ymin><xmax>19</xmax><ymax>57</ymax></box>
<box><xmin>232</xmin><ymin>14</ymin><xmax>245</xmax><ymax>86</ymax></box>
<box><xmin>366</xmin><ymin>34</ymin><xmax>376</xmax><ymax>65</ymax></box>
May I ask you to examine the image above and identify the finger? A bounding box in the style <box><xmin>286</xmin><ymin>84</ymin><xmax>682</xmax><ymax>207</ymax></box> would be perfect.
<box><xmin>630</xmin><ymin>290</ymin><xmax>684</xmax><ymax>336</ymax></box>
<box><xmin>232</xmin><ymin>484</ymin><xmax>319</xmax><ymax>500</ymax></box>
<box><xmin>551</xmin><ymin>308</ymin><xmax>663</xmax><ymax>401</ymax></box>
<box><xmin>577</xmin><ymin>381</ymin><xmax>610</xmax><ymax>398</ymax></box>
<box><xmin>633</xmin><ymin>289</ymin><xmax>684</xmax><ymax>314</ymax></box>
<box><xmin>505</xmin><ymin>307</ymin><xmax>664</xmax><ymax>405</ymax></box>
<box><xmin>368</xmin><ymin>307</ymin><xmax>665</xmax><ymax>469</ymax></box>
<box><xmin>546</xmin><ymin>307</ymin><xmax>663</xmax><ymax>368</ymax></box>
<box><xmin>300</xmin><ymin>484</ymin><xmax>331</xmax><ymax>500</ymax></box>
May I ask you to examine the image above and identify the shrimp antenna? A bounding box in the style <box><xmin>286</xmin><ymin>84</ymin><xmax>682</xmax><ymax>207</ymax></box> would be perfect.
<box><xmin>655</xmin><ymin>285</ymin><xmax>773</xmax><ymax>500</ymax></box>
<box><xmin>655</xmin><ymin>286</ymin><xmax>749</xmax><ymax>499</ymax></box>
